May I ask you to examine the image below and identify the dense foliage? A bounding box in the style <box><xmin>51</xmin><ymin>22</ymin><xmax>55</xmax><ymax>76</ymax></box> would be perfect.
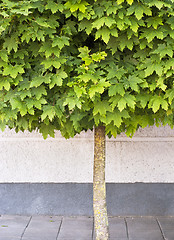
<box><xmin>0</xmin><ymin>0</ymin><xmax>174</xmax><ymax>139</ymax></box>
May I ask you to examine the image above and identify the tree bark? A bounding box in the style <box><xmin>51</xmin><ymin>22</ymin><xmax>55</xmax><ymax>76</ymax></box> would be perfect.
<box><xmin>93</xmin><ymin>126</ymin><xmax>109</xmax><ymax>240</ymax></box>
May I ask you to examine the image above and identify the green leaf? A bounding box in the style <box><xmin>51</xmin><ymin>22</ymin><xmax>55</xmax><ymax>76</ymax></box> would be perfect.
<box><xmin>52</xmin><ymin>36</ymin><xmax>70</xmax><ymax>49</ymax></box>
<box><xmin>116</xmin><ymin>18</ymin><xmax>125</xmax><ymax>31</ymax></box>
<box><xmin>41</xmin><ymin>105</ymin><xmax>56</xmax><ymax>121</ymax></box>
<box><xmin>45</xmin><ymin>0</ymin><xmax>59</xmax><ymax>13</ymax></box>
<box><xmin>105</xmin><ymin>124</ymin><xmax>118</xmax><ymax>138</ymax></box>
<box><xmin>128</xmin><ymin>75</ymin><xmax>143</xmax><ymax>92</ymax></box>
<box><xmin>39</xmin><ymin>42</ymin><xmax>54</xmax><ymax>58</ymax></box>
<box><xmin>135</xmin><ymin>5</ymin><xmax>144</xmax><ymax>20</ymax></box>
<box><xmin>25</xmin><ymin>99</ymin><xmax>35</xmax><ymax>109</ymax></box>
<box><xmin>161</xmin><ymin>99</ymin><xmax>168</xmax><ymax>111</ymax></box>
<box><xmin>110</xmin><ymin>28</ymin><xmax>118</xmax><ymax>37</ymax></box>
<box><xmin>79</xmin><ymin>19</ymin><xmax>92</xmax><ymax>35</ymax></box>
<box><xmin>92</xmin><ymin>17</ymin><xmax>105</xmax><ymax>29</ymax></box>
<box><xmin>124</xmin><ymin>94</ymin><xmax>136</xmax><ymax>109</ymax></box>
<box><xmin>78</xmin><ymin>1</ymin><xmax>88</xmax><ymax>13</ymax></box>
<box><xmin>3</xmin><ymin>81</ymin><xmax>10</xmax><ymax>91</ymax></box>
<box><xmin>65</xmin><ymin>0</ymin><xmax>89</xmax><ymax>13</ymax></box>
<box><xmin>40</xmin><ymin>123</ymin><xmax>55</xmax><ymax>139</ymax></box>
<box><xmin>150</xmin><ymin>98</ymin><xmax>161</xmax><ymax>112</ymax></box>
<box><xmin>136</xmin><ymin>94</ymin><xmax>150</xmax><ymax>108</ymax></box>
<box><xmin>41</xmin><ymin>59</ymin><xmax>62</xmax><ymax>69</ymax></box>
<box><xmin>10</xmin><ymin>98</ymin><xmax>22</xmax><ymax>110</ymax></box>
<box><xmin>30</xmin><ymin>76</ymin><xmax>45</xmax><ymax>88</ymax></box>
<box><xmin>108</xmin><ymin>84</ymin><xmax>125</xmax><ymax>97</ymax></box>
<box><xmin>63</xmin><ymin>96</ymin><xmax>82</xmax><ymax>110</ymax></box>
<box><xmin>117</xmin><ymin>0</ymin><xmax>124</xmax><ymax>4</ymax></box>
<box><xmin>165</xmin><ymin>89</ymin><xmax>174</xmax><ymax>104</ymax></box>
<box><xmin>146</xmin><ymin>17</ymin><xmax>163</xmax><ymax>29</ymax></box>
<box><xmin>89</xmin><ymin>79</ymin><xmax>110</xmax><ymax>98</ymax></box>
<box><xmin>35</xmin><ymin>17</ymin><xmax>51</xmax><ymax>28</ymax></box>
<box><xmin>91</xmin><ymin>51</ymin><xmax>107</xmax><ymax>62</ymax></box>
<box><xmin>31</xmin><ymin>86</ymin><xmax>47</xmax><ymax>100</ymax></box>
<box><xmin>3</xmin><ymin>37</ymin><xmax>18</xmax><ymax>53</ymax></box>
<box><xmin>0</xmin><ymin>26</ymin><xmax>5</xmax><ymax>34</ymax></box>
<box><xmin>126</xmin><ymin>0</ymin><xmax>134</xmax><ymax>4</ymax></box>
<box><xmin>74</xmin><ymin>85</ymin><xmax>85</xmax><ymax>98</ymax></box>
<box><xmin>156</xmin><ymin>77</ymin><xmax>167</xmax><ymax>91</ymax></box>
<box><xmin>152</xmin><ymin>43</ymin><xmax>173</xmax><ymax>59</ymax></box>
<box><xmin>145</xmin><ymin>64</ymin><xmax>155</xmax><ymax>77</ymax></box>
<box><xmin>101</xmin><ymin>30</ymin><xmax>110</xmax><ymax>44</ymax></box>
<box><xmin>3</xmin><ymin>65</ymin><xmax>24</xmax><ymax>78</ymax></box>
<box><xmin>70</xmin><ymin>112</ymin><xmax>86</xmax><ymax>131</ymax></box>
<box><xmin>148</xmin><ymin>96</ymin><xmax>168</xmax><ymax>113</ymax></box>
<box><xmin>0</xmin><ymin>78</ymin><xmax>11</xmax><ymax>91</ymax></box>
<box><xmin>0</xmin><ymin>121</ymin><xmax>6</xmax><ymax>132</ymax></box>
<box><xmin>118</xmin><ymin>98</ymin><xmax>127</xmax><ymax>111</ymax></box>
<box><xmin>49</xmin><ymin>70</ymin><xmax>67</xmax><ymax>89</ymax></box>
<box><xmin>105</xmin><ymin>111</ymin><xmax>124</xmax><ymax>127</ymax></box>
<box><xmin>93</xmin><ymin>101</ymin><xmax>111</xmax><ymax>116</ymax></box>
<box><xmin>154</xmin><ymin>64</ymin><xmax>163</xmax><ymax>76</ymax></box>
<box><xmin>141</xmin><ymin>28</ymin><xmax>164</xmax><ymax>43</ymax></box>
<box><xmin>0</xmin><ymin>50</ymin><xmax>8</xmax><ymax>62</ymax></box>
<box><xmin>148</xmin><ymin>0</ymin><xmax>164</xmax><ymax>9</ymax></box>
<box><xmin>95</xmin><ymin>28</ymin><xmax>111</xmax><ymax>44</ymax></box>
<box><xmin>130</xmin><ymin>19</ymin><xmax>139</xmax><ymax>32</ymax></box>
<box><xmin>104</xmin><ymin>17</ymin><xmax>116</xmax><ymax>28</ymax></box>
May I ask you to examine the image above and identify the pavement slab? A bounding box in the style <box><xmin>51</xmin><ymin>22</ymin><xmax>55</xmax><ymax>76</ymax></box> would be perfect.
<box><xmin>57</xmin><ymin>216</ymin><xmax>93</xmax><ymax>239</ymax></box>
<box><xmin>0</xmin><ymin>215</ymin><xmax>30</xmax><ymax>239</ymax></box>
<box><xmin>22</xmin><ymin>216</ymin><xmax>62</xmax><ymax>240</ymax></box>
<box><xmin>126</xmin><ymin>216</ymin><xmax>164</xmax><ymax>240</ymax></box>
<box><xmin>0</xmin><ymin>238</ymin><xmax>21</xmax><ymax>240</ymax></box>
<box><xmin>109</xmin><ymin>217</ymin><xmax>128</xmax><ymax>239</ymax></box>
<box><xmin>157</xmin><ymin>217</ymin><xmax>174</xmax><ymax>240</ymax></box>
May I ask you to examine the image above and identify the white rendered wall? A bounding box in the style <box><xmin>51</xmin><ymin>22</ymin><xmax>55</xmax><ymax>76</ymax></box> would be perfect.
<box><xmin>0</xmin><ymin>126</ymin><xmax>174</xmax><ymax>183</ymax></box>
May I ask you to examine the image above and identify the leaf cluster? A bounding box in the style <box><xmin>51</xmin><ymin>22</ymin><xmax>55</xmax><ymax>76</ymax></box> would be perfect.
<box><xmin>0</xmin><ymin>0</ymin><xmax>174</xmax><ymax>138</ymax></box>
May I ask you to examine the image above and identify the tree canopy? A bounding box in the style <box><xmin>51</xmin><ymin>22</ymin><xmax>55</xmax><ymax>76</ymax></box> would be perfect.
<box><xmin>0</xmin><ymin>0</ymin><xmax>174</xmax><ymax>139</ymax></box>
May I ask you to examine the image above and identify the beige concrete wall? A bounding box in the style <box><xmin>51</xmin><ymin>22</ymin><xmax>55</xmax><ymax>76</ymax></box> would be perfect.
<box><xmin>0</xmin><ymin>126</ymin><xmax>174</xmax><ymax>183</ymax></box>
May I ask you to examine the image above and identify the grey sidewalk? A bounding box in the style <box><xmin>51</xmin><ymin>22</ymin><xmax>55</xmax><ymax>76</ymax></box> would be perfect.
<box><xmin>0</xmin><ymin>215</ymin><xmax>174</xmax><ymax>240</ymax></box>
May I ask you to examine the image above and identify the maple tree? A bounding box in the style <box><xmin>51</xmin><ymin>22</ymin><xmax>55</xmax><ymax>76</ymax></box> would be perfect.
<box><xmin>0</xmin><ymin>0</ymin><xmax>174</xmax><ymax>239</ymax></box>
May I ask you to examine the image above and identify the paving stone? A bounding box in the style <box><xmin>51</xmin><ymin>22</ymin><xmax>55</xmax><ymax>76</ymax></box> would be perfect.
<box><xmin>126</xmin><ymin>217</ymin><xmax>163</xmax><ymax>240</ymax></box>
<box><xmin>157</xmin><ymin>217</ymin><xmax>174</xmax><ymax>240</ymax></box>
<box><xmin>58</xmin><ymin>216</ymin><xmax>93</xmax><ymax>239</ymax></box>
<box><xmin>0</xmin><ymin>215</ymin><xmax>30</xmax><ymax>238</ymax></box>
<box><xmin>0</xmin><ymin>238</ymin><xmax>21</xmax><ymax>240</ymax></box>
<box><xmin>22</xmin><ymin>238</ymin><xmax>58</xmax><ymax>240</ymax></box>
<box><xmin>129</xmin><ymin>238</ymin><xmax>163</xmax><ymax>240</ymax></box>
<box><xmin>158</xmin><ymin>216</ymin><xmax>174</xmax><ymax>229</ymax></box>
<box><xmin>57</xmin><ymin>238</ymin><xmax>90</xmax><ymax>240</ymax></box>
<box><xmin>109</xmin><ymin>239</ymin><xmax>128</xmax><ymax>240</ymax></box>
<box><xmin>109</xmin><ymin>217</ymin><xmax>128</xmax><ymax>239</ymax></box>
<box><xmin>22</xmin><ymin>216</ymin><xmax>61</xmax><ymax>239</ymax></box>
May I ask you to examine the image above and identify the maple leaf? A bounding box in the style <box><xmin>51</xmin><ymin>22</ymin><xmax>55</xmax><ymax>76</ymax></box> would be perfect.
<box><xmin>3</xmin><ymin>37</ymin><xmax>18</xmax><ymax>53</ymax></box>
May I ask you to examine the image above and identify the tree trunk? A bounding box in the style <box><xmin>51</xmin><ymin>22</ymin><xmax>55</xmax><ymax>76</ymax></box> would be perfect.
<box><xmin>93</xmin><ymin>126</ymin><xmax>109</xmax><ymax>240</ymax></box>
